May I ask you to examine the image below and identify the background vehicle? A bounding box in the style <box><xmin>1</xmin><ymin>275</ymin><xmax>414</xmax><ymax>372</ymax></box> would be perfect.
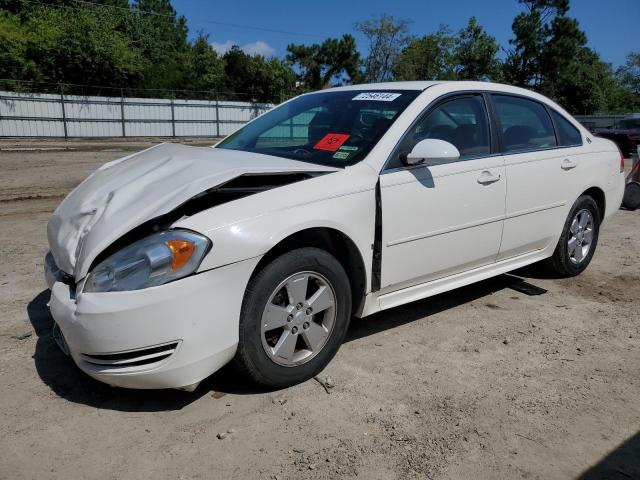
<box><xmin>45</xmin><ymin>81</ymin><xmax>626</xmax><ymax>390</ymax></box>
<box><xmin>596</xmin><ymin>116</ymin><xmax>640</xmax><ymax>157</ymax></box>
<box><xmin>622</xmin><ymin>151</ymin><xmax>640</xmax><ymax>210</ymax></box>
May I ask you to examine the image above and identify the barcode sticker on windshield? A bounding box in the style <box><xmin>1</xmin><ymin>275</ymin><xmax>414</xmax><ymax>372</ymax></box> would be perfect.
<box><xmin>352</xmin><ymin>92</ymin><xmax>401</xmax><ymax>102</ymax></box>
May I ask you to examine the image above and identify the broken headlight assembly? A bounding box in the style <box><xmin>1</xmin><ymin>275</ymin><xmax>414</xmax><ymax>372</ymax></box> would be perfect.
<box><xmin>84</xmin><ymin>230</ymin><xmax>211</xmax><ymax>293</ymax></box>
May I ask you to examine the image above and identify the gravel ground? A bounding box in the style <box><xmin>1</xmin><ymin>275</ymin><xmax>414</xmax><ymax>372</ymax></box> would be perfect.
<box><xmin>1</xmin><ymin>139</ymin><xmax>638</xmax><ymax>480</ymax></box>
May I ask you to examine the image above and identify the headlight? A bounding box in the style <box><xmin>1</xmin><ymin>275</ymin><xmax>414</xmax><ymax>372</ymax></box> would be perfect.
<box><xmin>84</xmin><ymin>230</ymin><xmax>211</xmax><ymax>293</ymax></box>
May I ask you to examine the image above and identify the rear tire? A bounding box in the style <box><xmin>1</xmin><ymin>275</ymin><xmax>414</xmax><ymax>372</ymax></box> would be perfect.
<box><xmin>234</xmin><ymin>247</ymin><xmax>352</xmax><ymax>388</ymax></box>
<box><xmin>622</xmin><ymin>182</ymin><xmax>640</xmax><ymax>210</ymax></box>
<box><xmin>543</xmin><ymin>195</ymin><xmax>600</xmax><ymax>277</ymax></box>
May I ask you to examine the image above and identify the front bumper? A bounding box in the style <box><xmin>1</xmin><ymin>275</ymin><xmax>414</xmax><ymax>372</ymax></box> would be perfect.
<box><xmin>45</xmin><ymin>254</ymin><xmax>260</xmax><ymax>389</ymax></box>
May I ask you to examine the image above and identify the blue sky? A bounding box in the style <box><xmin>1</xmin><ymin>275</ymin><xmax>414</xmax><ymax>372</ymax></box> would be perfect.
<box><xmin>173</xmin><ymin>0</ymin><xmax>639</xmax><ymax>68</ymax></box>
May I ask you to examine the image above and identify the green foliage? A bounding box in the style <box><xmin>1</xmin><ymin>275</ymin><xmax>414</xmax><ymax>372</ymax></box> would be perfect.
<box><xmin>122</xmin><ymin>0</ymin><xmax>190</xmax><ymax>93</ymax></box>
<box><xmin>223</xmin><ymin>46</ymin><xmax>294</xmax><ymax>102</ymax></box>
<box><xmin>182</xmin><ymin>34</ymin><xmax>225</xmax><ymax>95</ymax></box>
<box><xmin>0</xmin><ymin>5</ymin><xmax>147</xmax><ymax>93</ymax></box>
<box><xmin>27</xmin><ymin>5</ymin><xmax>146</xmax><ymax>91</ymax></box>
<box><xmin>0</xmin><ymin>0</ymin><xmax>295</xmax><ymax>102</ymax></box>
<box><xmin>286</xmin><ymin>35</ymin><xmax>361</xmax><ymax>90</ymax></box>
<box><xmin>0</xmin><ymin>0</ymin><xmax>638</xmax><ymax>113</ymax></box>
<box><xmin>501</xmin><ymin>0</ymin><xmax>638</xmax><ymax>114</ymax></box>
<box><xmin>454</xmin><ymin>17</ymin><xmax>502</xmax><ymax>81</ymax></box>
<box><xmin>617</xmin><ymin>53</ymin><xmax>640</xmax><ymax>96</ymax></box>
<box><xmin>355</xmin><ymin>15</ymin><xmax>411</xmax><ymax>83</ymax></box>
<box><xmin>0</xmin><ymin>11</ymin><xmax>39</xmax><ymax>84</ymax></box>
<box><xmin>394</xmin><ymin>26</ymin><xmax>457</xmax><ymax>81</ymax></box>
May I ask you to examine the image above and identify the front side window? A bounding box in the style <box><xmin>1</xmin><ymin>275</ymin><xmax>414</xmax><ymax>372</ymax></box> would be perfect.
<box><xmin>551</xmin><ymin>110</ymin><xmax>582</xmax><ymax>146</ymax></box>
<box><xmin>493</xmin><ymin>95</ymin><xmax>557</xmax><ymax>152</ymax></box>
<box><xmin>390</xmin><ymin>94</ymin><xmax>491</xmax><ymax>168</ymax></box>
<box><xmin>217</xmin><ymin>90</ymin><xmax>420</xmax><ymax>167</ymax></box>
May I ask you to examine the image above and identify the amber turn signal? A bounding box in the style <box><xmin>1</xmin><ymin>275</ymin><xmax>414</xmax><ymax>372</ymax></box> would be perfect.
<box><xmin>166</xmin><ymin>239</ymin><xmax>196</xmax><ymax>271</ymax></box>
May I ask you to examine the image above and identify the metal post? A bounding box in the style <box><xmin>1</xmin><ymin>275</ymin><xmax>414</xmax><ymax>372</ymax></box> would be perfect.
<box><xmin>59</xmin><ymin>84</ymin><xmax>68</xmax><ymax>139</ymax></box>
<box><xmin>215</xmin><ymin>94</ymin><xmax>220</xmax><ymax>137</ymax></box>
<box><xmin>120</xmin><ymin>88</ymin><xmax>126</xmax><ymax>137</ymax></box>
<box><xmin>170</xmin><ymin>93</ymin><xmax>176</xmax><ymax>138</ymax></box>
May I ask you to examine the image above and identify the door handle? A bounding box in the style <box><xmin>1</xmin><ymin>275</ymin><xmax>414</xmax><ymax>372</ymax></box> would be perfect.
<box><xmin>561</xmin><ymin>158</ymin><xmax>577</xmax><ymax>170</ymax></box>
<box><xmin>477</xmin><ymin>171</ymin><xmax>501</xmax><ymax>185</ymax></box>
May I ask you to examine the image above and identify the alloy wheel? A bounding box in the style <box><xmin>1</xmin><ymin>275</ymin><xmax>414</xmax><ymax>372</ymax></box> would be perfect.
<box><xmin>260</xmin><ymin>271</ymin><xmax>337</xmax><ymax>367</ymax></box>
<box><xmin>568</xmin><ymin>208</ymin><xmax>594</xmax><ymax>264</ymax></box>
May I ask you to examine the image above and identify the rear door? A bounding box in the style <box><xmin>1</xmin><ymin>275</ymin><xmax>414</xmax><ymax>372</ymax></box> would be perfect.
<box><xmin>491</xmin><ymin>94</ymin><xmax>578</xmax><ymax>261</ymax></box>
<box><xmin>379</xmin><ymin>93</ymin><xmax>506</xmax><ymax>290</ymax></box>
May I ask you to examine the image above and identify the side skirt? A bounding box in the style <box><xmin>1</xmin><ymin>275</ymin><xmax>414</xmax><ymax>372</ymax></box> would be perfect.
<box><xmin>358</xmin><ymin>245</ymin><xmax>555</xmax><ymax>317</ymax></box>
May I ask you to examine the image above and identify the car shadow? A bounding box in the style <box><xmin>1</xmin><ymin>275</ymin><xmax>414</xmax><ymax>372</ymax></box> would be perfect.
<box><xmin>27</xmin><ymin>272</ymin><xmax>543</xmax><ymax>411</ymax></box>
<box><xmin>577</xmin><ymin>431</ymin><xmax>640</xmax><ymax>479</ymax></box>
<box><xmin>345</xmin><ymin>273</ymin><xmax>520</xmax><ymax>343</ymax></box>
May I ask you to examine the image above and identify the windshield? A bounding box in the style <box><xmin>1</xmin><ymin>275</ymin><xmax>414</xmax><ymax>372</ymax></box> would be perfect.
<box><xmin>217</xmin><ymin>89</ymin><xmax>421</xmax><ymax>167</ymax></box>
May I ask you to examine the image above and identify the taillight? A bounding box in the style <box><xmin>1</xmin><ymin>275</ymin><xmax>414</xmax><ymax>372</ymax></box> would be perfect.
<box><xmin>619</xmin><ymin>149</ymin><xmax>625</xmax><ymax>173</ymax></box>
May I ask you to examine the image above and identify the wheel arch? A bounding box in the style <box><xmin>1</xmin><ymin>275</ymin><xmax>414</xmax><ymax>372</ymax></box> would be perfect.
<box><xmin>580</xmin><ymin>186</ymin><xmax>606</xmax><ymax>220</ymax></box>
<box><xmin>249</xmin><ymin>227</ymin><xmax>368</xmax><ymax>314</ymax></box>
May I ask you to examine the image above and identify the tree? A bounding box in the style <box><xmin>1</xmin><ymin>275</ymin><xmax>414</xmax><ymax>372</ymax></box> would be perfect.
<box><xmin>617</xmin><ymin>52</ymin><xmax>640</xmax><ymax>96</ymax></box>
<box><xmin>454</xmin><ymin>17</ymin><xmax>501</xmax><ymax>81</ymax></box>
<box><xmin>23</xmin><ymin>4</ymin><xmax>146</xmax><ymax>92</ymax></box>
<box><xmin>538</xmin><ymin>14</ymin><xmax>586</xmax><ymax>95</ymax></box>
<box><xmin>549</xmin><ymin>47</ymin><xmax>615</xmax><ymax>114</ymax></box>
<box><xmin>502</xmin><ymin>0</ymin><xmax>622</xmax><ymax>113</ymax></box>
<box><xmin>504</xmin><ymin>0</ymin><xmax>585</xmax><ymax>88</ymax></box>
<box><xmin>0</xmin><ymin>11</ymin><xmax>38</xmax><ymax>84</ymax></box>
<box><xmin>286</xmin><ymin>35</ymin><xmax>361</xmax><ymax>90</ymax></box>
<box><xmin>123</xmin><ymin>0</ymin><xmax>191</xmax><ymax>94</ymax></box>
<box><xmin>394</xmin><ymin>26</ymin><xmax>456</xmax><ymax>81</ymax></box>
<box><xmin>183</xmin><ymin>33</ymin><xmax>225</xmax><ymax>95</ymax></box>
<box><xmin>223</xmin><ymin>46</ymin><xmax>295</xmax><ymax>102</ymax></box>
<box><xmin>608</xmin><ymin>52</ymin><xmax>640</xmax><ymax>113</ymax></box>
<box><xmin>355</xmin><ymin>14</ymin><xmax>411</xmax><ymax>83</ymax></box>
<box><xmin>504</xmin><ymin>3</ymin><xmax>545</xmax><ymax>86</ymax></box>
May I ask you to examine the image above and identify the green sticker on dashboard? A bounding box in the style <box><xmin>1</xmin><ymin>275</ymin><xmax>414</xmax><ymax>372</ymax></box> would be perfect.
<box><xmin>338</xmin><ymin>145</ymin><xmax>358</xmax><ymax>151</ymax></box>
<box><xmin>332</xmin><ymin>151</ymin><xmax>351</xmax><ymax>160</ymax></box>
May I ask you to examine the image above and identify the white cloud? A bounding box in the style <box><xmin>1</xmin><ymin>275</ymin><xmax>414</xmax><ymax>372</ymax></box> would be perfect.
<box><xmin>242</xmin><ymin>41</ymin><xmax>275</xmax><ymax>57</ymax></box>
<box><xmin>210</xmin><ymin>40</ymin><xmax>236</xmax><ymax>55</ymax></box>
<box><xmin>210</xmin><ymin>40</ymin><xmax>275</xmax><ymax>57</ymax></box>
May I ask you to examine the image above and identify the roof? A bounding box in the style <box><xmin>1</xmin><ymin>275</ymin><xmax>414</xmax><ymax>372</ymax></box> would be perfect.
<box><xmin>328</xmin><ymin>81</ymin><xmax>443</xmax><ymax>91</ymax></box>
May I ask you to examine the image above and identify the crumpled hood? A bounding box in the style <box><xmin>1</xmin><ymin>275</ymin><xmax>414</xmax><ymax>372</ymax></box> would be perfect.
<box><xmin>47</xmin><ymin>143</ymin><xmax>337</xmax><ymax>280</ymax></box>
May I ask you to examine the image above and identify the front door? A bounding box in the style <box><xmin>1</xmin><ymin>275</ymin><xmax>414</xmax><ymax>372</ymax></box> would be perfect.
<box><xmin>379</xmin><ymin>94</ymin><xmax>506</xmax><ymax>291</ymax></box>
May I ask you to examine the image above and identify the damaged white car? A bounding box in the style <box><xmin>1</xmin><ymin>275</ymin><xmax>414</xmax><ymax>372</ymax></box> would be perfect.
<box><xmin>45</xmin><ymin>81</ymin><xmax>625</xmax><ymax>391</ymax></box>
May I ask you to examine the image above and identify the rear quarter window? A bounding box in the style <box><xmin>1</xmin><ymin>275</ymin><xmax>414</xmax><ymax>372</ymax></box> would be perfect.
<box><xmin>550</xmin><ymin>110</ymin><xmax>583</xmax><ymax>146</ymax></box>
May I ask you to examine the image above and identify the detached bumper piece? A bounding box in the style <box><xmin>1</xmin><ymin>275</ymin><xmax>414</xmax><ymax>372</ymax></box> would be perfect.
<box><xmin>80</xmin><ymin>341</ymin><xmax>180</xmax><ymax>370</ymax></box>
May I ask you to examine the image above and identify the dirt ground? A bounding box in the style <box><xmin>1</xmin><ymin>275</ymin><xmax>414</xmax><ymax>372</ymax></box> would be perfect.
<box><xmin>1</xmin><ymin>138</ymin><xmax>638</xmax><ymax>480</ymax></box>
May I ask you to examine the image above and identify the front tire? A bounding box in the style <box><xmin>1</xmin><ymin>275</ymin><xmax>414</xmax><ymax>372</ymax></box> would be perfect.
<box><xmin>543</xmin><ymin>195</ymin><xmax>601</xmax><ymax>277</ymax></box>
<box><xmin>234</xmin><ymin>247</ymin><xmax>352</xmax><ymax>388</ymax></box>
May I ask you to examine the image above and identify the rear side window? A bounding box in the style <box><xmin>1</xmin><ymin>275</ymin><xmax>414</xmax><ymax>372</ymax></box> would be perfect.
<box><xmin>551</xmin><ymin>110</ymin><xmax>582</xmax><ymax>146</ymax></box>
<box><xmin>493</xmin><ymin>95</ymin><xmax>557</xmax><ymax>153</ymax></box>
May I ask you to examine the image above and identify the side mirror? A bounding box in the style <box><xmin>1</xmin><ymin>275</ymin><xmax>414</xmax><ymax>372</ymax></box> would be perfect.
<box><xmin>402</xmin><ymin>139</ymin><xmax>460</xmax><ymax>166</ymax></box>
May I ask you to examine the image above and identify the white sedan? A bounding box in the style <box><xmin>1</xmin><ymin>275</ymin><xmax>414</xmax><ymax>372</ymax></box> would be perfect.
<box><xmin>45</xmin><ymin>81</ymin><xmax>625</xmax><ymax>391</ymax></box>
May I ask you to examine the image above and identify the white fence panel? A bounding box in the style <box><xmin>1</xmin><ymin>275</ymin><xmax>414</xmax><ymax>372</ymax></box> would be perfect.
<box><xmin>0</xmin><ymin>90</ymin><xmax>274</xmax><ymax>138</ymax></box>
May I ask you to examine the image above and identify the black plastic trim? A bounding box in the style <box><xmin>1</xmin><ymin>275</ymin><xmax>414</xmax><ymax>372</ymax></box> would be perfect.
<box><xmin>371</xmin><ymin>180</ymin><xmax>383</xmax><ymax>292</ymax></box>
